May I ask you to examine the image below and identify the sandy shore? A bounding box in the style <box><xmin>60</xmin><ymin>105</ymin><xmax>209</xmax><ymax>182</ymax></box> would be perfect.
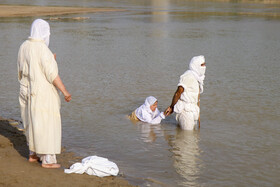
<box><xmin>0</xmin><ymin>117</ymin><xmax>133</xmax><ymax>187</ymax></box>
<box><xmin>0</xmin><ymin>5</ymin><xmax>124</xmax><ymax>18</ymax></box>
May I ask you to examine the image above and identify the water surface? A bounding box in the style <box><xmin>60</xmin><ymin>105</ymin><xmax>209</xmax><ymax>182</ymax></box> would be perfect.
<box><xmin>0</xmin><ymin>1</ymin><xmax>280</xmax><ymax>186</ymax></box>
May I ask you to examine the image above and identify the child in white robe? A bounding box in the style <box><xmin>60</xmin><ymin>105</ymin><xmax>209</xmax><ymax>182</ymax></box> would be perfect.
<box><xmin>129</xmin><ymin>96</ymin><xmax>165</xmax><ymax>124</ymax></box>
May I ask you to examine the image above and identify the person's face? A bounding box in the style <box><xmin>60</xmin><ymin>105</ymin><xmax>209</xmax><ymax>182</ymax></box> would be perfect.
<box><xmin>201</xmin><ymin>62</ymin><xmax>206</xmax><ymax>67</ymax></box>
<box><xmin>150</xmin><ymin>101</ymin><xmax>158</xmax><ymax>112</ymax></box>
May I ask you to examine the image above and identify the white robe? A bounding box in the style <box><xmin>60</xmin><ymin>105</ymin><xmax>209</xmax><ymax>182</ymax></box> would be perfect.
<box><xmin>64</xmin><ymin>156</ymin><xmax>119</xmax><ymax>177</ymax></box>
<box><xmin>136</xmin><ymin>107</ymin><xmax>165</xmax><ymax>124</ymax></box>
<box><xmin>18</xmin><ymin>38</ymin><xmax>61</xmax><ymax>154</ymax></box>
<box><xmin>135</xmin><ymin>96</ymin><xmax>165</xmax><ymax>125</ymax></box>
<box><xmin>174</xmin><ymin>71</ymin><xmax>200</xmax><ymax>130</ymax></box>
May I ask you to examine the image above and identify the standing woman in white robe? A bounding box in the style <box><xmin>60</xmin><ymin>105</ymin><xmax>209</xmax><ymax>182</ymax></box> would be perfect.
<box><xmin>17</xmin><ymin>19</ymin><xmax>71</xmax><ymax>168</ymax></box>
<box><xmin>165</xmin><ymin>56</ymin><xmax>206</xmax><ymax>130</ymax></box>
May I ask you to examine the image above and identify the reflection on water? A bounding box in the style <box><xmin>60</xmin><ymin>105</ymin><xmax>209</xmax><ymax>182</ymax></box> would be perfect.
<box><xmin>138</xmin><ymin>123</ymin><xmax>164</xmax><ymax>143</ymax></box>
<box><xmin>151</xmin><ymin>0</ymin><xmax>170</xmax><ymax>23</ymax></box>
<box><xmin>150</xmin><ymin>0</ymin><xmax>170</xmax><ymax>38</ymax></box>
<box><xmin>134</xmin><ymin>120</ymin><xmax>202</xmax><ymax>186</ymax></box>
<box><xmin>169</xmin><ymin>129</ymin><xmax>202</xmax><ymax>186</ymax></box>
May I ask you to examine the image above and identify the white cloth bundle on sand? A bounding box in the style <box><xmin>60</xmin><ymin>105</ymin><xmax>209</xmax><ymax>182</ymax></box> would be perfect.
<box><xmin>64</xmin><ymin>156</ymin><xmax>119</xmax><ymax>177</ymax></box>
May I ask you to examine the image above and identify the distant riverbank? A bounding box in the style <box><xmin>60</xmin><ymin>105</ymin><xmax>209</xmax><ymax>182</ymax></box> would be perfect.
<box><xmin>176</xmin><ymin>0</ymin><xmax>280</xmax><ymax>4</ymax></box>
<box><xmin>0</xmin><ymin>3</ymin><xmax>279</xmax><ymax>19</ymax></box>
<box><xmin>0</xmin><ymin>5</ymin><xmax>124</xmax><ymax>18</ymax></box>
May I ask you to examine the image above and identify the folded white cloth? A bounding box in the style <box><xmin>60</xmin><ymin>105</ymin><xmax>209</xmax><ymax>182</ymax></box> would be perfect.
<box><xmin>64</xmin><ymin>156</ymin><xmax>119</xmax><ymax>177</ymax></box>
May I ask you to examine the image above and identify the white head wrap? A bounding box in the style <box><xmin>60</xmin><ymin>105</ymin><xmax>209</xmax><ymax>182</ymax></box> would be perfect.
<box><xmin>144</xmin><ymin>96</ymin><xmax>157</xmax><ymax>109</ymax></box>
<box><xmin>135</xmin><ymin>96</ymin><xmax>158</xmax><ymax>121</ymax></box>
<box><xmin>188</xmin><ymin>55</ymin><xmax>206</xmax><ymax>93</ymax></box>
<box><xmin>29</xmin><ymin>19</ymin><xmax>50</xmax><ymax>46</ymax></box>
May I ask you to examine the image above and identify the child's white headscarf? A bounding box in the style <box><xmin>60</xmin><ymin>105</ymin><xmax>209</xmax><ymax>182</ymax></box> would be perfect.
<box><xmin>188</xmin><ymin>55</ymin><xmax>206</xmax><ymax>93</ymax></box>
<box><xmin>135</xmin><ymin>96</ymin><xmax>158</xmax><ymax>121</ymax></box>
<box><xmin>144</xmin><ymin>96</ymin><xmax>157</xmax><ymax>109</ymax></box>
<box><xmin>29</xmin><ymin>19</ymin><xmax>50</xmax><ymax>47</ymax></box>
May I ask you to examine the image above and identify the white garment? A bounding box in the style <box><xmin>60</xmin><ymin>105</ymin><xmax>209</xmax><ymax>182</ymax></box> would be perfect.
<box><xmin>174</xmin><ymin>71</ymin><xmax>200</xmax><ymax>130</ymax></box>
<box><xmin>176</xmin><ymin>112</ymin><xmax>198</xmax><ymax>130</ymax></box>
<box><xmin>188</xmin><ymin>55</ymin><xmax>206</xmax><ymax>93</ymax></box>
<box><xmin>19</xmin><ymin>84</ymin><xmax>29</xmax><ymax>137</ymax></box>
<box><xmin>64</xmin><ymin>156</ymin><xmax>119</xmax><ymax>177</ymax></box>
<box><xmin>18</xmin><ymin>19</ymin><xmax>51</xmax><ymax>106</ymax></box>
<box><xmin>29</xmin><ymin>19</ymin><xmax>50</xmax><ymax>47</ymax></box>
<box><xmin>18</xmin><ymin>38</ymin><xmax>61</xmax><ymax>154</ymax></box>
<box><xmin>135</xmin><ymin>96</ymin><xmax>165</xmax><ymax>124</ymax></box>
<box><xmin>29</xmin><ymin>151</ymin><xmax>57</xmax><ymax>164</ymax></box>
<box><xmin>40</xmin><ymin>154</ymin><xmax>57</xmax><ymax>164</ymax></box>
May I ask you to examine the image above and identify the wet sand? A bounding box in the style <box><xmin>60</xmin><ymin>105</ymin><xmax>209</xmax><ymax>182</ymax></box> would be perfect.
<box><xmin>0</xmin><ymin>117</ymin><xmax>133</xmax><ymax>186</ymax></box>
<box><xmin>0</xmin><ymin>5</ymin><xmax>124</xmax><ymax>18</ymax></box>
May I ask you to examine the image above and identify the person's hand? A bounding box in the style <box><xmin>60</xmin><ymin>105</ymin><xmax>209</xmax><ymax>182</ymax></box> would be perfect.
<box><xmin>164</xmin><ymin>106</ymin><xmax>173</xmax><ymax>117</ymax></box>
<box><xmin>63</xmin><ymin>92</ymin><xmax>72</xmax><ymax>102</ymax></box>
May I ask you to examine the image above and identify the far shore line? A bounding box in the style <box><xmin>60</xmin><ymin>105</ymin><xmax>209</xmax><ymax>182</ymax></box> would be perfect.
<box><xmin>1</xmin><ymin>4</ymin><xmax>280</xmax><ymax>19</ymax></box>
<box><xmin>0</xmin><ymin>5</ymin><xmax>125</xmax><ymax>18</ymax></box>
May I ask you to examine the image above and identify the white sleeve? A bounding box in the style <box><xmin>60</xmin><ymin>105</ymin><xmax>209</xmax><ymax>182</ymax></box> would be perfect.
<box><xmin>41</xmin><ymin>46</ymin><xmax>58</xmax><ymax>83</ymax></box>
<box><xmin>178</xmin><ymin>75</ymin><xmax>188</xmax><ymax>90</ymax></box>
<box><xmin>141</xmin><ymin>110</ymin><xmax>165</xmax><ymax>124</ymax></box>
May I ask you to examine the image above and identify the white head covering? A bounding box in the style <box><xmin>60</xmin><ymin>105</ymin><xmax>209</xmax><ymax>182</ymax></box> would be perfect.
<box><xmin>135</xmin><ymin>96</ymin><xmax>158</xmax><ymax>121</ymax></box>
<box><xmin>144</xmin><ymin>96</ymin><xmax>157</xmax><ymax>109</ymax></box>
<box><xmin>188</xmin><ymin>55</ymin><xmax>206</xmax><ymax>93</ymax></box>
<box><xmin>29</xmin><ymin>19</ymin><xmax>50</xmax><ymax>46</ymax></box>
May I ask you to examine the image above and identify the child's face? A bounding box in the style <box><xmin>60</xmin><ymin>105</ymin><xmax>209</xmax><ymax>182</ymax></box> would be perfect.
<box><xmin>150</xmin><ymin>101</ymin><xmax>158</xmax><ymax>112</ymax></box>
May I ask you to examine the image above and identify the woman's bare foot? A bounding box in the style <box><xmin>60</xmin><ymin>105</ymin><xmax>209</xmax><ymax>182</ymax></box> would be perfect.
<box><xmin>29</xmin><ymin>154</ymin><xmax>40</xmax><ymax>162</ymax></box>
<box><xmin>42</xmin><ymin>163</ymin><xmax>61</xmax><ymax>169</ymax></box>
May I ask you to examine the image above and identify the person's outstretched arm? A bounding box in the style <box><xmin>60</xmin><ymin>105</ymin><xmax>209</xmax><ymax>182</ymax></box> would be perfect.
<box><xmin>164</xmin><ymin>86</ymin><xmax>184</xmax><ymax>116</ymax></box>
<box><xmin>53</xmin><ymin>75</ymin><xmax>71</xmax><ymax>102</ymax></box>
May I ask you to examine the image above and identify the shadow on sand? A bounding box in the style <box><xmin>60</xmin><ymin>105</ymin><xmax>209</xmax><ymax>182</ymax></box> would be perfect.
<box><xmin>0</xmin><ymin>118</ymin><xmax>29</xmax><ymax>159</ymax></box>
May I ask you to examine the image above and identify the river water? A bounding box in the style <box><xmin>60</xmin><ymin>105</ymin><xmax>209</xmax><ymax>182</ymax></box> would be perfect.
<box><xmin>1</xmin><ymin>0</ymin><xmax>280</xmax><ymax>186</ymax></box>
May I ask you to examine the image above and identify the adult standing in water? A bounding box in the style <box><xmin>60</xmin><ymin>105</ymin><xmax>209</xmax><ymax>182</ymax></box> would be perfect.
<box><xmin>164</xmin><ymin>55</ymin><xmax>206</xmax><ymax>130</ymax></box>
<box><xmin>17</xmin><ymin>19</ymin><xmax>71</xmax><ymax>168</ymax></box>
